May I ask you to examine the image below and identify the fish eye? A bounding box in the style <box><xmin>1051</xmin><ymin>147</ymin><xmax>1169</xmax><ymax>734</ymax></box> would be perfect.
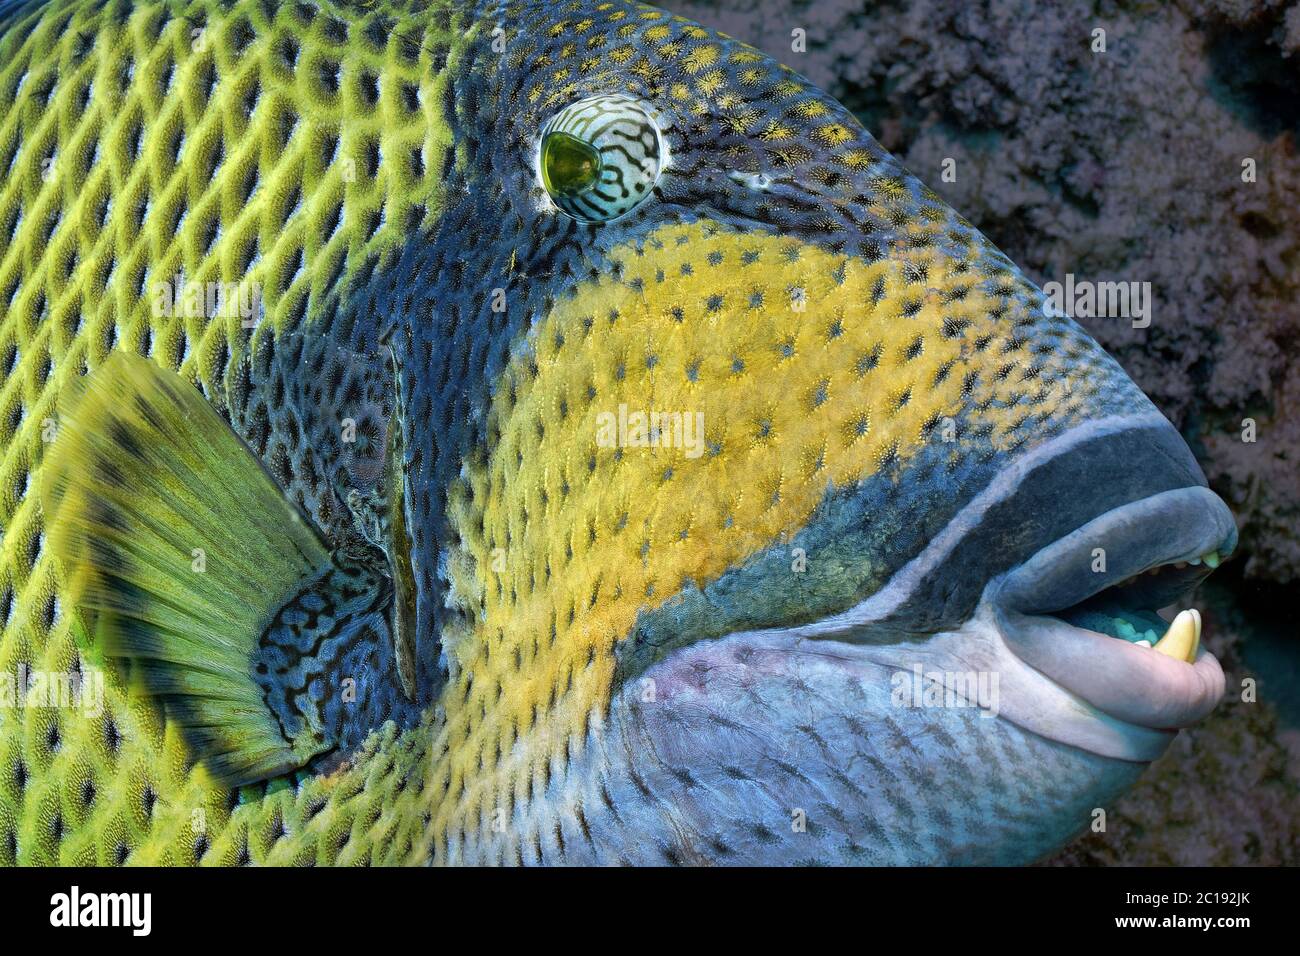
<box><xmin>538</xmin><ymin>94</ymin><xmax>665</xmax><ymax>224</ymax></box>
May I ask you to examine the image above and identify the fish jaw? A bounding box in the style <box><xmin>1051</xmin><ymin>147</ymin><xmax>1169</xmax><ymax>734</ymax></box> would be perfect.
<box><xmin>458</xmin><ymin>414</ymin><xmax>1235</xmax><ymax>866</ymax></box>
<box><xmin>453</xmin><ymin>619</ymin><xmax>1153</xmax><ymax>866</ymax></box>
<box><xmin>756</xmin><ymin>479</ymin><xmax>1236</xmax><ymax>760</ymax></box>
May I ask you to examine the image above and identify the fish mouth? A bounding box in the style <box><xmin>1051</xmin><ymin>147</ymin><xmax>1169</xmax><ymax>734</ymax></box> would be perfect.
<box><xmin>611</xmin><ymin>415</ymin><xmax>1238</xmax><ymax>767</ymax></box>
<box><xmin>991</xmin><ymin>485</ymin><xmax>1236</xmax><ymax>733</ymax></box>
<box><xmin>756</xmin><ymin>414</ymin><xmax>1240</xmax><ymax>758</ymax></box>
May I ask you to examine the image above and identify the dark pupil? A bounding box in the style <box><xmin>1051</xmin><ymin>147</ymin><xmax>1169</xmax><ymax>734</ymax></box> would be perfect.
<box><xmin>541</xmin><ymin>132</ymin><xmax>601</xmax><ymax>196</ymax></box>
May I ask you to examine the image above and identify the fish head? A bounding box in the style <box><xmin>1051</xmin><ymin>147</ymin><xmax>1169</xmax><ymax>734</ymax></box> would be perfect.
<box><xmin>410</xmin><ymin>0</ymin><xmax>1235</xmax><ymax>864</ymax></box>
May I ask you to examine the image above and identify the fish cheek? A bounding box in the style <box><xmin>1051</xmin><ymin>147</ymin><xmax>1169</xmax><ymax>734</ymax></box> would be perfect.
<box><xmin>431</xmin><ymin>209</ymin><xmax>1118</xmax><ymax>851</ymax></box>
<box><xmin>430</xmin><ymin>226</ymin><xmax>961</xmax><ymax>828</ymax></box>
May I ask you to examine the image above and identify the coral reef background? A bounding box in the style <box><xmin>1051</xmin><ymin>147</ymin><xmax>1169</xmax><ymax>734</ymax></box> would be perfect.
<box><xmin>662</xmin><ymin>0</ymin><xmax>1300</xmax><ymax>864</ymax></box>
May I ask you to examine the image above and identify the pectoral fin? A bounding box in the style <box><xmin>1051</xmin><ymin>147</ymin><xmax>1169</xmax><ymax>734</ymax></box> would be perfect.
<box><xmin>42</xmin><ymin>351</ymin><xmax>390</xmax><ymax>786</ymax></box>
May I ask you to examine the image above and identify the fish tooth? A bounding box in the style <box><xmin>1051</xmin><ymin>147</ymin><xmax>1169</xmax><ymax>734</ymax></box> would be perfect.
<box><xmin>1203</xmin><ymin>551</ymin><xmax>1221</xmax><ymax>569</ymax></box>
<box><xmin>1189</xmin><ymin>557</ymin><xmax>1201</xmax><ymax>566</ymax></box>
<box><xmin>1153</xmin><ymin>608</ymin><xmax>1199</xmax><ymax>663</ymax></box>
<box><xmin>1135</xmin><ymin>640</ymin><xmax>1152</xmax><ymax>648</ymax></box>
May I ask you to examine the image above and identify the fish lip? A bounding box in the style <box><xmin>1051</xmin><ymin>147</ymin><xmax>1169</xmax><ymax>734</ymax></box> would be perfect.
<box><xmin>995</xmin><ymin>608</ymin><xmax>1226</xmax><ymax>731</ymax></box>
<box><xmin>989</xmin><ymin>486</ymin><xmax>1236</xmax><ymax>731</ymax></box>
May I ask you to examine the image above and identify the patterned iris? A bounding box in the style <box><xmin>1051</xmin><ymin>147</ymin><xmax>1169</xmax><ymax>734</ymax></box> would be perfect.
<box><xmin>538</xmin><ymin>94</ymin><xmax>664</xmax><ymax>223</ymax></box>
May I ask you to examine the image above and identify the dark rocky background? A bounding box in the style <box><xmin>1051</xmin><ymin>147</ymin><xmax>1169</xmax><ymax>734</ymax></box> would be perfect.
<box><xmin>662</xmin><ymin>0</ymin><xmax>1300</xmax><ymax>864</ymax></box>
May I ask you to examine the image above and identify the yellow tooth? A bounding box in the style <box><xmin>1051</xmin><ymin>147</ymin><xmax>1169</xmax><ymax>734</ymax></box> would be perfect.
<box><xmin>1154</xmin><ymin>608</ymin><xmax>1200</xmax><ymax>663</ymax></box>
<box><xmin>1204</xmin><ymin>551</ymin><xmax>1221</xmax><ymax>569</ymax></box>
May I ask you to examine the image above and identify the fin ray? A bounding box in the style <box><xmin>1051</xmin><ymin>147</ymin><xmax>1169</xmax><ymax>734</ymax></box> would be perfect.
<box><xmin>43</xmin><ymin>352</ymin><xmax>338</xmax><ymax>785</ymax></box>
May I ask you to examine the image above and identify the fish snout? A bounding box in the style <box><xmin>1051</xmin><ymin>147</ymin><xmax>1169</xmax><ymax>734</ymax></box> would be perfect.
<box><xmin>771</xmin><ymin>408</ymin><xmax>1235</xmax><ymax>769</ymax></box>
<box><xmin>824</xmin><ymin>412</ymin><xmax>1229</xmax><ymax>635</ymax></box>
